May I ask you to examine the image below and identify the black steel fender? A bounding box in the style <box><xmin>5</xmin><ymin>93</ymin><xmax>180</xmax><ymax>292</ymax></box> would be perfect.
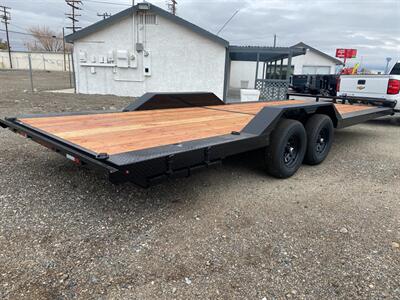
<box><xmin>241</xmin><ymin>102</ymin><xmax>338</xmax><ymax>136</ymax></box>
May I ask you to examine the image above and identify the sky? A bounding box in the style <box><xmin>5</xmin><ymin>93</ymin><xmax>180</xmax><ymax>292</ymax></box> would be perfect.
<box><xmin>1</xmin><ymin>0</ymin><xmax>399</xmax><ymax>71</ymax></box>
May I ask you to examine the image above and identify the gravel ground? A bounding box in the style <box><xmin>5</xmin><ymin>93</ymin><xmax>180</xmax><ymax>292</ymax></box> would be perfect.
<box><xmin>0</xmin><ymin>70</ymin><xmax>399</xmax><ymax>299</ymax></box>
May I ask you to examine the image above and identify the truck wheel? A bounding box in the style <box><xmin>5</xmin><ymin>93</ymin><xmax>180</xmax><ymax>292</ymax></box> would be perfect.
<box><xmin>265</xmin><ymin>119</ymin><xmax>307</xmax><ymax>178</ymax></box>
<box><xmin>304</xmin><ymin>114</ymin><xmax>334</xmax><ymax>165</ymax></box>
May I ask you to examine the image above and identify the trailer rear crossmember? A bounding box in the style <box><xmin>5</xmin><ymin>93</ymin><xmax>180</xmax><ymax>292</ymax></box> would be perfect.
<box><xmin>0</xmin><ymin>93</ymin><xmax>396</xmax><ymax>187</ymax></box>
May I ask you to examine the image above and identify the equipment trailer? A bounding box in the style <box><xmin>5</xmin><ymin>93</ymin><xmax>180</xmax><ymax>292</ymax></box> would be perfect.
<box><xmin>0</xmin><ymin>93</ymin><xmax>396</xmax><ymax>187</ymax></box>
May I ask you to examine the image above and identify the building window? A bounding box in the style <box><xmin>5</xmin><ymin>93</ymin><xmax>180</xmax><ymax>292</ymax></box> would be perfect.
<box><xmin>262</xmin><ymin>65</ymin><xmax>294</xmax><ymax>79</ymax></box>
<box><xmin>138</xmin><ymin>14</ymin><xmax>157</xmax><ymax>25</ymax></box>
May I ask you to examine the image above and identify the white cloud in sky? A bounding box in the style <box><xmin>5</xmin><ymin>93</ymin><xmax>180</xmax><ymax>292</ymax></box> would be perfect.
<box><xmin>1</xmin><ymin>0</ymin><xmax>399</xmax><ymax>70</ymax></box>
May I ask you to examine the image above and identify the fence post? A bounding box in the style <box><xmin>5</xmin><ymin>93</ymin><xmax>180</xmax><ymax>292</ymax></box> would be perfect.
<box><xmin>28</xmin><ymin>54</ymin><xmax>34</xmax><ymax>92</ymax></box>
<box><xmin>68</xmin><ymin>53</ymin><xmax>72</xmax><ymax>88</ymax></box>
<box><xmin>71</xmin><ymin>52</ymin><xmax>76</xmax><ymax>93</ymax></box>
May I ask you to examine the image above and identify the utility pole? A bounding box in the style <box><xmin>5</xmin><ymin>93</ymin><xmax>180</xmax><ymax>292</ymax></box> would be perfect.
<box><xmin>65</xmin><ymin>0</ymin><xmax>82</xmax><ymax>33</ymax></box>
<box><xmin>97</xmin><ymin>12</ymin><xmax>111</xmax><ymax>20</ymax></box>
<box><xmin>167</xmin><ymin>0</ymin><xmax>177</xmax><ymax>15</ymax></box>
<box><xmin>0</xmin><ymin>5</ymin><xmax>12</xmax><ymax>69</ymax></box>
<box><xmin>273</xmin><ymin>34</ymin><xmax>277</xmax><ymax>47</ymax></box>
<box><xmin>62</xmin><ymin>27</ymin><xmax>66</xmax><ymax>71</ymax></box>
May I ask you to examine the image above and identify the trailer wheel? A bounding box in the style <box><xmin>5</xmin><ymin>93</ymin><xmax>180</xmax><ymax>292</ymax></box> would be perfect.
<box><xmin>304</xmin><ymin>114</ymin><xmax>334</xmax><ymax>165</ymax></box>
<box><xmin>265</xmin><ymin>119</ymin><xmax>307</xmax><ymax>178</ymax></box>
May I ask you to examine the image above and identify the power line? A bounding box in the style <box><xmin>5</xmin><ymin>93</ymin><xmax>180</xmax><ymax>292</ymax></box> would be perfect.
<box><xmin>65</xmin><ymin>0</ymin><xmax>82</xmax><ymax>32</ymax></box>
<box><xmin>0</xmin><ymin>28</ymin><xmax>64</xmax><ymax>40</ymax></box>
<box><xmin>216</xmin><ymin>9</ymin><xmax>240</xmax><ymax>36</ymax></box>
<box><xmin>85</xmin><ymin>0</ymin><xmax>130</xmax><ymax>6</ymax></box>
<box><xmin>9</xmin><ymin>23</ymin><xmax>32</xmax><ymax>32</ymax></box>
<box><xmin>0</xmin><ymin>5</ymin><xmax>12</xmax><ymax>68</ymax></box>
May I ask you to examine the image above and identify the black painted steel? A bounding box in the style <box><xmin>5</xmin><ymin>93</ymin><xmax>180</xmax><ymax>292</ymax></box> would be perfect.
<box><xmin>336</xmin><ymin>107</ymin><xmax>393</xmax><ymax>129</ymax></box>
<box><xmin>316</xmin><ymin>128</ymin><xmax>329</xmax><ymax>154</ymax></box>
<box><xmin>4</xmin><ymin>117</ymin><xmax>99</xmax><ymax>157</ymax></box>
<box><xmin>0</xmin><ymin>118</ymin><xmax>117</xmax><ymax>174</ymax></box>
<box><xmin>123</xmin><ymin>92</ymin><xmax>225</xmax><ymax>112</ymax></box>
<box><xmin>284</xmin><ymin>135</ymin><xmax>300</xmax><ymax>167</ymax></box>
<box><xmin>287</xmin><ymin>93</ymin><xmax>397</xmax><ymax>109</ymax></box>
<box><xmin>242</xmin><ymin>102</ymin><xmax>336</xmax><ymax>135</ymax></box>
<box><xmin>0</xmin><ymin>93</ymin><xmax>395</xmax><ymax>187</ymax></box>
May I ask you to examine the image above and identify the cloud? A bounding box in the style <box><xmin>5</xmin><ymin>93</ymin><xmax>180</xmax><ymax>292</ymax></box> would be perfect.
<box><xmin>1</xmin><ymin>0</ymin><xmax>399</xmax><ymax>70</ymax></box>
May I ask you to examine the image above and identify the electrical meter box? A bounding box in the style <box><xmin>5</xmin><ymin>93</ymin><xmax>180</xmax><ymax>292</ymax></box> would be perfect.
<box><xmin>79</xmin><ymin>51</ymin><xmax>87</xmax><ymax>63</ymax></box>
<box><xmin>116</xmin><ymin>50</ymin><xmax>129</xmax><ymax>68</ymax></box>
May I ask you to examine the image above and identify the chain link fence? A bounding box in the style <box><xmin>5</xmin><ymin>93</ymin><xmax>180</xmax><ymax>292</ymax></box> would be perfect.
<box><xmin>0</xmin><ymin>51</ymin><xmax>75</xmax><ymax>92</ymax></box>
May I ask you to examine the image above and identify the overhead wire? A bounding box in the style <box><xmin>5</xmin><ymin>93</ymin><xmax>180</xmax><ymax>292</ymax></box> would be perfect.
<box><xmin>0</xmin><ymin>28</ymin><xmax>64</xmax><ymax>40</ymax></box>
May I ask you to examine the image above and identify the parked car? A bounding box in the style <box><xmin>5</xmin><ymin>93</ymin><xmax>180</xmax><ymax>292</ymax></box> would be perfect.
<box><xmin>337</xmin><ymin>62</ymin><xmax>400</xmax><ymax>111</ymax></box>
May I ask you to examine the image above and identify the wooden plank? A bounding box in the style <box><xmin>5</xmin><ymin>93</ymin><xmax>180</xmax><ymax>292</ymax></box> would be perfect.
<box><xmin>62</xmin><ymin>115</ymin><xmax>253</xmax><ymax>154</ymax></box>
<box><xmin>21</xmin><ymin>100</ymin><xmax>303</xmax><ymax>128</ymax></box>
<box><xmin>24</xmin><ymin>108</ymin><xmax>242</xmax><ymax>133</ymax></box>
<box><xmin>18</xmin><ymin>100</ymin><xmax>378</xmax><ymax>155</ymax></box>
<box><xmin>19</xmin><ymin>100</ymin><xmax>306</xmax><ymax>155</ymax></box>
<box><xmin>334</xmin><ymin>103</ymin><xmax>378</xmax><ymax>114</ymax></box>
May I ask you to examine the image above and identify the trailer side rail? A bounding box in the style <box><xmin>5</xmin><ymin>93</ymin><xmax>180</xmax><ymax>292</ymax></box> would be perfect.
<box><xmin>287</xmin><ymin>92</ymin><xmax>397</xmax><ymax>108</ymax></box>
<box><xmin>0</xmin><ymin>92</ymin><xmax>396</xmax><ymax>187</ymax></box>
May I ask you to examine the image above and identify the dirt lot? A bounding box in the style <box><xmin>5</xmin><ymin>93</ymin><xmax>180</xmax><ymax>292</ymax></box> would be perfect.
<box><xmin>0</xmin><ymin>70</ymin><xmax>399</xmax><ymax>299</ymax></box>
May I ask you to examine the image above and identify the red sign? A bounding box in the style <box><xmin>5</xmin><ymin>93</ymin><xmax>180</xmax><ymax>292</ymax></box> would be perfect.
<box><xmin>336</xmin><ymin>49</ymin><xmax>357</xmax><ymax>59</ymax></box>
<box><xmin>336</xmin><ymin>49</ymin><xmax>346</xmax><ymax>58</ymax></box>
<box><xmin>347</xmin><ymin>49</ymin><xmax>357</xmax><ymax>58</ymax></box>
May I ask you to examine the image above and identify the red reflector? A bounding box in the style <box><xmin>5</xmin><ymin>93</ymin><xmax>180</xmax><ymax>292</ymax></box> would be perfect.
<box><xmin>66</xmin><ymin>154</ymin><xmax>81</xmax><ymax>165</ymax></box>
<box><xmin>336</xmin><ymin>77</ymin><xmax>341</xmax><ymax>92</ymax></box>
<box><xmin>387</xmin><ymin>79</ymin><xmax>400</xmax><ymax>95</ymax></box>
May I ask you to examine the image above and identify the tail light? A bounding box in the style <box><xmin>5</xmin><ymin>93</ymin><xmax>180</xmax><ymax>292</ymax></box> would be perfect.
<box><xmin>387</xmin><ymin>79</ymin><xmax>400</xmax><ymax>94</ymax></box>
<box><xmin>336</xmin><ymin>77</ymin><xmax>341</xmax><ymax>93</ymax></box>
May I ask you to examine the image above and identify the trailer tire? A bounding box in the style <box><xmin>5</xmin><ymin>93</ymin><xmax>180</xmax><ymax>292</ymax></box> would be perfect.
<box><xmin>304</xmin><ymin>114</ymin><xmax>334</xmax><ymax>165</ymax></box>
<box><xmin>265</xmin><ymin>119</ymin><xmax>307</xmax><ymax>178</ymax></box>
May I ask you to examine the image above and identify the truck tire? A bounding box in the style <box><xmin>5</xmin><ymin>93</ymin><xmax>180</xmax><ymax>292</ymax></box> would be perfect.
<box><xmin>265</xmin><ymin>119</ymin><xmax>307</xmax><ymax>178</ymax></box>
<box><xmin>304</xmin><ymin>114</ymin><xmax>334</xmax><ymax>165</ymax></box>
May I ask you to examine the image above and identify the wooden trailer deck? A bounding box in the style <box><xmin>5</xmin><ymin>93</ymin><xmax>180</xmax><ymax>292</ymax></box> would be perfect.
<box><xmin>18</xmin><ymin>100</ymin><xmax>383</xmax><ymax>155</ymax></box>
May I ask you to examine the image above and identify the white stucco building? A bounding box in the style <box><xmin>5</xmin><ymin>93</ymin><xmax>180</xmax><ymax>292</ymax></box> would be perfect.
<box><xmin>66</xmin><ymin>3</ymin><xmax>229</xmax><ymax>99</ymax></box>
<box><xmin>291</xmin><ymin>42</ymin><xmax>344</xmax><ymax>75</ymax></box>
<box><xmin>66</xmin><ymin>4</ymin><xmax>322</xmax><ymax>101</ymax></box>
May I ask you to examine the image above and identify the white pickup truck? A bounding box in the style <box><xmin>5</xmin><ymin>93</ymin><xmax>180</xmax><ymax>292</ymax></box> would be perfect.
<box><xmin>337</xmin><ymin>62</ymin><xmax>400</xmax><ymax>111</ymax></box>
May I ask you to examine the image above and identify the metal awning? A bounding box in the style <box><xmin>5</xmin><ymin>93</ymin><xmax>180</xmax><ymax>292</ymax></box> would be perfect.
<box><xmin>229</xmin><ymin>45</ymin><xmax>306</xmax><ymax>62</ymax></box>
<box><xmin>226</xmin><ymin>46</ymin><xmax>307</xmax><ymax>101</ymax></box>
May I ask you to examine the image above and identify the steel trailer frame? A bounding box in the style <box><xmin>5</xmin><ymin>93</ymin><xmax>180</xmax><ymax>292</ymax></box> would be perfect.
<box><xmin>287</xmin><ymin>92</ymin><xmax>397</xmax><ymax>108</ymax></box>
<box><xmin>0</xmin><ymin>93</ymin><xmax>396</xmax><ymax>187</ymax></box>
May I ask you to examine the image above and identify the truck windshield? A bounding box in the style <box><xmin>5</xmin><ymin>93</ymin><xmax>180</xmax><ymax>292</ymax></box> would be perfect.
<box><xmin>390</xmin><ymin>63</ymin><xmax>400</xmax><ymax>75</ymax></box>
